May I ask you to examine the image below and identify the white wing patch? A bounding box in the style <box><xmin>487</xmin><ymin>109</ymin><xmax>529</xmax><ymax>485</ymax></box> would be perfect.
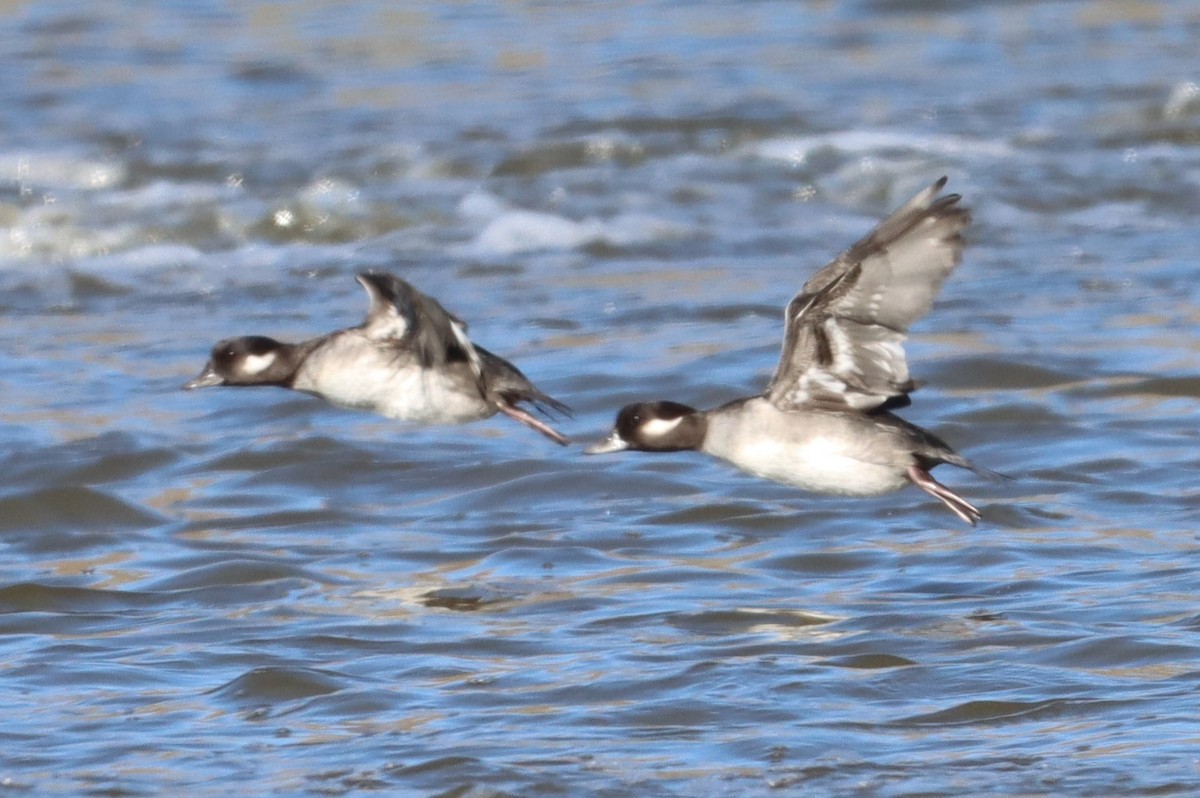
<box><xmin>823</xmin><ymin>319</ymin><xmax>860</xmax><ymax>378</ymax></box>
<box><xmin>785</xmin><ymin>321</ymin><xmax>911</xmax><ymax>411</ymax></box>
<box><xmin>864</xmin><ymin>338</ymin><xmax>908</xmax><ymax>383</ymax></box>
<box><xmin>794</xmin><ymin>369</ymin><xmax>849</xmax><ymax>406</ymax></box>
<box><xmin>449</xmin><ymin>319</ymin><xmax>483</xmax><ymax>379</ymax></box>
<box><xmin>365</xmin><ymin>306</ymin><xmax>409</xmax><ymax>341</ymax></box>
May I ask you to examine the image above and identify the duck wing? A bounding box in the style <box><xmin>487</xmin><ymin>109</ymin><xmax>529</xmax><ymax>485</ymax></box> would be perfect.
<box><xmin>356</xmin><ymin>271</ymin><xmax>570</xmax><ymax>445</ymax></box>
<box><xmin>355</xmin><ymin>271</ymin><xmax>484</xmax><ymax>378</ymax></box>
<box><xmin>764</xmin><ymin>177</ymin><xmax>970</xmax><ymax>413</ymax></box>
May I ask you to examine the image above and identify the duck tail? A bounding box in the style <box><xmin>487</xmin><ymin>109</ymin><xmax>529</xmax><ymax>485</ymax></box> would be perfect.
<box><xmin>519</xmin><ymin>389</ymin><xmax>573</xmax><ymax>419</ymax></box>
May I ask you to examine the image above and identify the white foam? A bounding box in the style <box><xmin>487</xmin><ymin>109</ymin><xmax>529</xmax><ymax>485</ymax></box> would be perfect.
<box><xmin>747</xmin><ymin>130</ymin><xmax>1011</xmax><ymax>165</ymax></box>
<box><xmin>95</xmin><ymin>179</ymin><xmax>226</xmax><ymax>211</ymax></box>
<box><xmin>457</xmin><ymin>190</ymin><xmax>507</xmax><ymax>222</ymax></box>
<box><xmin>1164</xmin><ymin>81</ymin><xmax>1200</xmax><ymax>120</ymax></box>
<box><xmin>474</xmin><ymin>208</ymin><xmax>601</xmax><ymax>255</ymax></box>
<box><xmin>78</xmin><ymin>244</ymin><xmax>205</xmax><ymax>272</ymax></box>
<box><xmin>461</xmin><ymin>200</ymin><xmax>685</xmax><ymax>256</ymax></box>
<box><xmin>0</xmin><ymin>205</ymin><xmax>143</xmax><ymax>263</ymax></box>
<box><xmin>299</xmin><ymin>177</ymin><xmax>362</xmax><ymax>210</ymax></box>
<box><xmin>0</xmin><ymin>151</ymin><xmax>126</xmax><ymax>192</ymax></box>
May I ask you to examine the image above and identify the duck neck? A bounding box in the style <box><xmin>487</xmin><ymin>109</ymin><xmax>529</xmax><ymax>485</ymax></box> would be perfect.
<box><xmin>653</xmin><ymin>411</ymin><xmax>707</xmax><ymax>451</ymax></box>
<box><xmin>273</xmin><ymin>339</ymin><xmax>320</xmax><ymax>387</ymax></box>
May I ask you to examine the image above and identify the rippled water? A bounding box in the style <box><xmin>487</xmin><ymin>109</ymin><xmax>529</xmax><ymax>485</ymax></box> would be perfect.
<box><xmin>3</xmin><ymin>1</ymin><xmax>1200</xmax><ymax>795</ymax></box>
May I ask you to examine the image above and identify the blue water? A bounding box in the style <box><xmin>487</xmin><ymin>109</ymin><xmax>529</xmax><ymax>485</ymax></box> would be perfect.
<box><xmin>2</xmin><ymin>1</ymin><xmax>1200</xmax><ymax>795</ymax></box>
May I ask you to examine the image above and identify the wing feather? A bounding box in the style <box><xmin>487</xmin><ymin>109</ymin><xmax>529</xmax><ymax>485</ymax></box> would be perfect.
<box><xmin>765</xmin><ymin>177</ymin><xmax>970</xmax><ymax>412</ymax></box>
<box><xmin>355</xmin><ymin>271</ymin><xmax>485</xmax><ymax>387</ymax></box>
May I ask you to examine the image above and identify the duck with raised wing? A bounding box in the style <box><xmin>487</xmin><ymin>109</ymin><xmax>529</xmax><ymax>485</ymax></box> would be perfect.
<box><xmin>587</xmin><ymin>177</ymin><xmax>995</xmax><ymax>524</ymax></box>
<box><xmin>185</xmin><ymin>271</ymin><xmax>570</xmax><ymax>444</ymax></box>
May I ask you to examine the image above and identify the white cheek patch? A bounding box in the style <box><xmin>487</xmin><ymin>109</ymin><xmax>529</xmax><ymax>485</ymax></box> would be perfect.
<box><xmin>642</xmin><ymin>416</ymin><xmax>684</xmax><ymax>439</ymax></box>
<box><xmin>240</xmin><ymin>352</ymin><xmax>277</xmax><ymax>376</ymax></box>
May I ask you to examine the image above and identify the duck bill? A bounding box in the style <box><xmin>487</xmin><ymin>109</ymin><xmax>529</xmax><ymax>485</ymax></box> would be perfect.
<box><xmin>584</xmin><ymin>431</ymin><xmax>629</xmax><ymax>455</ymax></box>
<box><xmin>182</xmin><ymin>363</ymin><xmax>225</xmax><ymax>390</ymax></box>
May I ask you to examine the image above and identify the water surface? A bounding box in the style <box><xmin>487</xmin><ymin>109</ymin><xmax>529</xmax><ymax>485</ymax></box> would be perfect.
<box><xmin>2</xmin><ymin>1</ymin><xmax>1200</xmax><ymax>795</ymax></box>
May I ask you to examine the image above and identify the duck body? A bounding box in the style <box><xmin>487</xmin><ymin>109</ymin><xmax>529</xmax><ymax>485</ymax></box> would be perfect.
<box><xmin>288</xmin><ymin>331</ymin><xmax>496</xmax><ymax>423</ymax></box>
<box><xmin>588</xmin><ymin>178</ymin><xmax>995</xmax><ymax>524</ymax></box>
<box><xmin>703</xmin><ymin>398</ymin><xmax>934</xmax><ymax>496</ymax></box>
<box><xmin>185</xmin><ymin>272</ymin><xmax>570</xmax><ymax>444</ymax></box>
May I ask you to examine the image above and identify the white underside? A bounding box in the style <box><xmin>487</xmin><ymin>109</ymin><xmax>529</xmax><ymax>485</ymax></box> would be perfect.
<box><xmin>703</xmin><ymin>399</ymin><xmax>911</xmax><ymax>496</ymax></box>
<box><xmin>708</xmin><ymin>435</ymin><xmax>908</xmax><ymax>495</ymax></box>
<box><xmin>292</xmin><ymin>335</ymin><xmax>493</xmax><ymax>423</ymax></box>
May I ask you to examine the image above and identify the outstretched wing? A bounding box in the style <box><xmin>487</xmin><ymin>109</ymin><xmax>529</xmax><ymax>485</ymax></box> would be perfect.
<box><xmin>765</xmin><ymin>177</ymin><xmax>970</xmax><ymax>412</ymax></box>
<box><xmin>355</xmin><ymin>271</ymin><xmax>484</xmax><ymax>381</ymax></box>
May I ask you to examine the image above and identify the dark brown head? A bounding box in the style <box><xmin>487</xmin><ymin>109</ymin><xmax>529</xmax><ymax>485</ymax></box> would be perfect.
<box><xmin>183</xmin><ymin>336</ymin><xmax>297</xmax><ymax>389</ymax></box>
<box><xmin>585</xmin><ymin>400</ymin><xmax>705</xmax><ymax>454</ymax></box>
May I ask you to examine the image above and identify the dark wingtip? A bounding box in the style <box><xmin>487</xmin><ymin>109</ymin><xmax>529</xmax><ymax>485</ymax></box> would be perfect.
<box><xmin>356</xmin><ymin>270</ymin><xmax>399</xmax><ymax>298</ymax></box>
